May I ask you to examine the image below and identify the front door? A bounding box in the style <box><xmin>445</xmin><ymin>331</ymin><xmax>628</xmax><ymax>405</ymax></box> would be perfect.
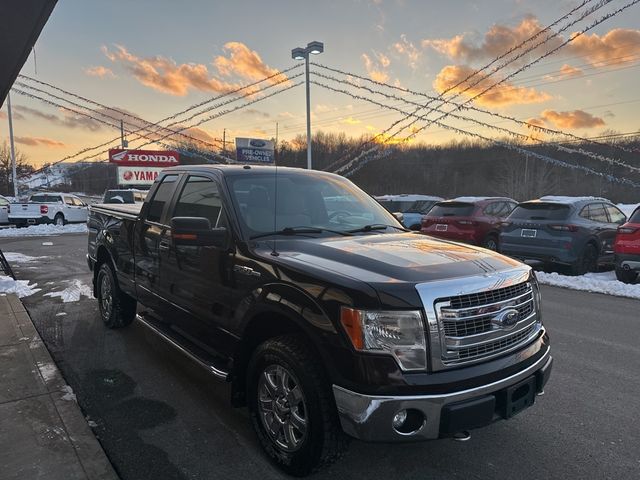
<box><xmin>159</xmin><ymin>174</ymin><xmax>235</xmax><ymax>357</ymax></box>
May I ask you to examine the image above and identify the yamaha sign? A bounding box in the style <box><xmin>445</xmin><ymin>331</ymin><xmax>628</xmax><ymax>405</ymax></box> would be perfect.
<box><xmin>109</xmin><ymin>149</ymin><xmax>180</xmax><ymax>186</ymax></box>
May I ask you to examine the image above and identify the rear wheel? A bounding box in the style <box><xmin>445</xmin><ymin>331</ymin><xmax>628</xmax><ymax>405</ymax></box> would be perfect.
<box><xmin>54</xmin><ymin>214</ymin><xmax>65</xmax><ymax>226</ymax></box>
<box><xmin>615</xmin><ymin>266</ymin><xmax>638</xmax><ymax>284</ymax></box>
<box><xmin>483</xmin><ymin>234</ymin><xmax>499</xmax><ymax>251</ymax></box>
<box><xmin>247</xmin><ymin>335</ymin><xmax>348</xmax><ymax>476</ymax></box>
<box><xmin>570</xmin><ymin>244</ymin><xmax>598</xmax><ymax>276</ymax></box>
<box><xmin>96</xmin><ymin>263</ymin><xmax>136</xmax><ymax>328</ymax></box>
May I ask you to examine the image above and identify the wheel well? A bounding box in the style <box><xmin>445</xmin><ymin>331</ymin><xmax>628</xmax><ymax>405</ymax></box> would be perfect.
<box><xmin>586</xmin><ymin>239</ymin><xmax>599</xmax><ymax>254</ymax></box>
<box><xmin>230</xmin><ymin>312</ymin><xmax>313</xmax><ymax>407</ymax></box>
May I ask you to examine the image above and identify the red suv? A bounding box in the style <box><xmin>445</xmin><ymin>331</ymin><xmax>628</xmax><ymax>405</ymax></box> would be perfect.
<box><xmin>614</xmin><ymin>206</ymin><xmax>640</xmax><ymax>284</ymax></box>
<box><xmin>421</xmin><ymin>197</ymin><xmax>517</xmax><ymax>250</ymax></box>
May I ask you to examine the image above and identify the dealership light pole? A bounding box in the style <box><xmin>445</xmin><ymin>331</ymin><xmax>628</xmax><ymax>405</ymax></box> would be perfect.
<box><xmin>6</xmin><ymin>92</ymin><xmax>18</xmax><ymax>197</ymax></box>
<box><xmin>291</xmin><ymin>41</ymin><xmax>324</xmax><ymax>170</ymax></box>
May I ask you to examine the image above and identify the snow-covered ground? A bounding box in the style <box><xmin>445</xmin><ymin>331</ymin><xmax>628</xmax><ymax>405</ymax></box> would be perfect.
<box><xmin>0</xmin><ymin>276</ymin><xmax>41</xmax><ymax>298</ymax></box>
<box><xmin>44</xmin><ymin>279</ymin><xmax>93</xmax><ymax>303</ymax></box>
<box><xmin>0</xmin><ymin>223</ymin><xmax>87</xmax><ymax>238</ymax></box>
<box><xmin>537</xmin><ymin>270</ymin><xmax>640</xmax><ymax>300</ymax></box>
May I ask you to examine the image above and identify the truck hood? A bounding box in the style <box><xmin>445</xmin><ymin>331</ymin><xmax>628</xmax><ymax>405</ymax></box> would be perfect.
<box><xmin>265</xmin><ymin>232</ymin><xmax>524</xmax><ymax>284</ymax></box>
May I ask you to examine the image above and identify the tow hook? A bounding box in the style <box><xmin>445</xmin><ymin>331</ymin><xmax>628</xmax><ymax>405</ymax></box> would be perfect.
<box><xmin>453</xmin><ymin>431</ymin><xmax>471</xmax><ymax>442</ymax></box>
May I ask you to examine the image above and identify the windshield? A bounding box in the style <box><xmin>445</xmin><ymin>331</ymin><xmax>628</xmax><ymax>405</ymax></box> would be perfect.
<box><xmin>509</xmin><ymin>203</ymin><xmax>571</xmax><ymax>220</ymax></box>
<box><xmin>226</xmin><ymin>171</ymin><xmax>401</xmax><ymax>239</ymax></box>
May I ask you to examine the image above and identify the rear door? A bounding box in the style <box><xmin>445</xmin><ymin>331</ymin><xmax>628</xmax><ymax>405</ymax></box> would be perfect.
<box><xmin>602</xmin><ymin>203</ymin><xmax>627</xmax><ymax>255</ymax></box>
<box><xmin>134</xmin><ymin>173</ymin><xmax>180</xmax><ymax>315</ymax></box>
<box><xmin>159</xmin><ymin>174</ymin><xmax>235</xmax><ymax>357</ymax></box>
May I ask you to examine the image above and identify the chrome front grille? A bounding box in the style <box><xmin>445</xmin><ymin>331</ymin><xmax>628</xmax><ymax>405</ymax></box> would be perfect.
<box><xmin>435</xmin><ymin>280</ymin><xmax>540</xmax><ymax>366</ymax></box>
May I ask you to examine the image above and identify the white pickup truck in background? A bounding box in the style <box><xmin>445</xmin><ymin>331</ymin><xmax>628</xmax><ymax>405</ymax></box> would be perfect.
<box><xmin>8</xmin><ymin>193</ymin><xmax>89</xmax><ymax>226</ymax></box>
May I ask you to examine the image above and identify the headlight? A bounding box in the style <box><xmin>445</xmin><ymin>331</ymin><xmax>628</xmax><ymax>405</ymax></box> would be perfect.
<box><xmin>340</xmin><ymin>308</ymin><xmax>427</xmax><ymax>371</ymax></box>
<box><xmin>530</xmin><ymin>271</ymin><xmax>543</xmax><ymax>323</ymax></box>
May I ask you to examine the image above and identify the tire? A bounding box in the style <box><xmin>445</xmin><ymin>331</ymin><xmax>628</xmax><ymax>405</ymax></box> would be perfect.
<box><xmin>96</xmin><ymin>263</ymin><xmax>136</xmax><ymax>328</ymax></box>
<box><xmin>570</xmin><ymin>244</ymin><xmax>598</xmax><ymax>276</ymax></box>
<box><xmin>615</xmin><ymin>266</ymin><xmax>638</xmax><ymax>284</ymax></box>
<box><xmin>54</xmin><ymin>214</ymin><xmax>65</xmax><ymax>226</ymax></box>
<box><xmin>247</xmin><ymin>335</ymin><xmax>349</xmax><ymax>476</ymax></box>
<box><xmin>483</xmin><ymin>234</ymin><xmax>499</xmax><ymax>251</ymax></box>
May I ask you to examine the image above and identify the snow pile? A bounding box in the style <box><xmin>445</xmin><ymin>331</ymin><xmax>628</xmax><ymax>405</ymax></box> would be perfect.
<box><xmin>3</xmin><ymin>252</ymin><xmax>46</xmax><ymax>263</ymax></box>
<box><xmin>60</xmin><ymin>385</ymin><xmax>77</xmax><ymax>402</ymax></box>
<box><xmin>44</xmin><ymin>279</ymin><xmax>93</xmax><ymax>302</ymax></box>
<box><xmin>618</xmin><ymin>203</ymin><xmax>639</xmax><ymax>219</ymax></box>
<box><xmin>0</xmin><ymin>223</ymin><xmax>87</xmax><ymax>237</ymax></box>
<box><xmin>537</xmin><ymin>270</ymin><xmax>640</xmax><ymax>300</ymax></box>
<box><xmin>0</xmin><ymin>275</ymin><xmax>41</xmax><ymax>297</ymax></box>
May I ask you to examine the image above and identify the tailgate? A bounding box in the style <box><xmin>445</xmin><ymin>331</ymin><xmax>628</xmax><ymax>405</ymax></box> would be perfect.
<box><xmin>8</xmin><ymin>204</ymin><xmax>43</xmax><ymax>219</ymax></box>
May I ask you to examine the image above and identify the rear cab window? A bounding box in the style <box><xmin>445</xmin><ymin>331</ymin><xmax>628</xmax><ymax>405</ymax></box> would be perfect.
<box><xmin>427</xmin><ymin>202</ymin><xmax>475</xmax><ymax>217</ymax></box>
<box><xmin>172</xmin><ymin>176</ymin><xmax>224</xmax><ymax>228</ymax></box>
<box><xmin>509</xmin><ymin>203</ymin><xmax>571</xmax><ymax>221</ymax></box>
<box><xmin>64</xmin><ymin>197</ymin><xmax>74</xmax><ymax>206</ymax></box>
<box><xmin>145</xmin><ymin>175</ymin><xmax>179</xmax><ymax>224</ymax></box>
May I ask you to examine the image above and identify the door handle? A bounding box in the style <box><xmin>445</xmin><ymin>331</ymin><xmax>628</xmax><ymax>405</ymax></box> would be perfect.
<box><xmin>159</xmin><ymin>240</ymin><xmax>171</xmax><ymax>251</ymax></box>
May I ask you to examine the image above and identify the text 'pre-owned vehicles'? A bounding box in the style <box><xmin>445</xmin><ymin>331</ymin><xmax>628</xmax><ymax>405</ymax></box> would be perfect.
<box><xmin>8</xmin><ymin>192</ymin><xmax>89</xmax><ymax>226</ymax></box>
<box><xmin>375</xmin><ymin>194</ymin><xmax>443</xmax><ymax>230</ymax></box>
<box><xmin>421</xmin><ymin>196</ymin><xmax>517</xmax><ymax>250</ymax></box>
<box><xmin>87</xmin><ymin>166</ymin><xmax>551</xmax><ymax>476</ymax></box>
<box><xmin>614</xmin><ymin>205</ymin><xmax>640</xmax><ymax>284</ymax></box>
<box><xmin>500</xmin><ymin>196</ymin><xmax>627</xmax><ymax>275</ymax></box>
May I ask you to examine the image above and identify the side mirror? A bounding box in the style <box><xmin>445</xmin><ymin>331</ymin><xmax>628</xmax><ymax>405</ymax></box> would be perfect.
<box><xmin>392</xmin><ymin>212</ymin><xmax>404</xmax><ymax>223</ymax></box>
<box><xmin>171</xmin><ymin>217</ymin><xmax>227</xmax><ymax>247</ymax></box>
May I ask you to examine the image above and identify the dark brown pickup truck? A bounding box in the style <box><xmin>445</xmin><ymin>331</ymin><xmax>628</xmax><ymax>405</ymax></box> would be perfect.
<box><xmin>88</xmin><ymin>164</ymin><xmax>552</xmax><ymax>476</ymax></box>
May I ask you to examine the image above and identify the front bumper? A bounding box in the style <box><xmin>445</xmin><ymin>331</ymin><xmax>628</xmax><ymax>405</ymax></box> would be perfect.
<box><xmin>333</xmin><ymin>346</ymin><xmax>552</xmax><ymax>442</ymax></box>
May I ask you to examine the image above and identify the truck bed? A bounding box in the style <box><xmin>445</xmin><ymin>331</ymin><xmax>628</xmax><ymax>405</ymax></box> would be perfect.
<box><xmin>89</xmin><ymin>203</ymin><xmax>142</xmax><ymax>220</ymax></box>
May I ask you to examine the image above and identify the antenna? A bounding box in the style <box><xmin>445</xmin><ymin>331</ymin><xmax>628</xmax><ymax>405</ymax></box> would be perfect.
<box><xmin>271</xmin><ymin>151</ymin><xmax>279</xmax><ymax>257</ymax></box>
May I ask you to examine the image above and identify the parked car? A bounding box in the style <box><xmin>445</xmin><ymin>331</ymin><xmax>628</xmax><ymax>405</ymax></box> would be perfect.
<box><xmin>614</xmin><ymin>205</ymin><xmax>640</xmax><ymax>283</ymax></box>
<box><xmin>421</xmin><ymin>196</ymin><xmax>517</xmax><ymax>250</ymax></box>
<box><xmin>8</xmin><ymin>192</ymin><xmax>89</xmax><ymax>226</ymax></box>
<box><xmin>0</xmin><ymin>195</ymin><xmax>10</xmax><ymax>224</ymax></box>
<box><xmin>88</xmin><ymin>165</ymin><xmax>551</xmax><ymax>476</ymax></box>
<box><xmin>102</xmin><ymin>189</ymin><xmax>147</xmax><ymax>204</ymax></box>
<box><xmin>376</xmin><ymin>194</ymin><xmax>443</xmax><ymax>230</ymax></box>
<box><xmin>500</xmin><ymin>196</ymin><xmax>627</xmax><ymax>275</ymax></box>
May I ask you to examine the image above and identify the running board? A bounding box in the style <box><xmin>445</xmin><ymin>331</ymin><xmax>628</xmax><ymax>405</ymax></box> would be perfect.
<box><xmin>136</xmin><ymin>314</ymin><xmax>229</xmax><ymax>380</ymax></box>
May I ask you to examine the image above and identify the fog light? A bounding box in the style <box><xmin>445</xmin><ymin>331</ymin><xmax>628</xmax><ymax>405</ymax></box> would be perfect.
<box><xmin>392</xmin><ymin>410</ymin><xmax>408</xmax><ymax>429</ymax></box>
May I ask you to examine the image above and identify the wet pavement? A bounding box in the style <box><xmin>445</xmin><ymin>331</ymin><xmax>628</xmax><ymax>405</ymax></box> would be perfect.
<box><xmin>1</xmin><ymin>232</ymin><xmax>639</xmax><ymax>479</ymax></box>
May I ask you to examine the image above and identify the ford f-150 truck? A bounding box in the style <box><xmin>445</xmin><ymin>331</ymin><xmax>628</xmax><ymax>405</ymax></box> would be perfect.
<box><xmin>87</xmin><ymin>165</ymin><xmax>552</xmax><ymax>476</ymax></box>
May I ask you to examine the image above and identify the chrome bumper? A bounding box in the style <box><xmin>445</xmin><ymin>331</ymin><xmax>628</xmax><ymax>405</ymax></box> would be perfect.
<box><xmin>333</xmin><ymin>346</ymin><xmax>552</xmax><ymax>442</ymax></box>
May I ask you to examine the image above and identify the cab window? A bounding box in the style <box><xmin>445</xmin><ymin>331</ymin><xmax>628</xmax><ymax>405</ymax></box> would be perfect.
<box><xmin>172</xmin><ymin>176</ymin><xmax>223</xmax><ymax>227</ymax></box>
<box><xmin>146</xmin><ymin>175</ymin><xmax>178</xmax><ymax>223</ymax></box>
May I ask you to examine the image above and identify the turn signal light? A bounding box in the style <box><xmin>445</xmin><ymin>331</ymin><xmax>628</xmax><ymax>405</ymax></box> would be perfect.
<box><xmin>339</xmin><ymin>307</ymin><xmax>364</xmax><ymax>350</ymax></box>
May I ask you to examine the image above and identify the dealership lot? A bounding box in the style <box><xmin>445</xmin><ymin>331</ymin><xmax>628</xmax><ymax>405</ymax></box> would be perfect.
<box><xmin>1</xmin><ymin>232</ymin><xmax>639</xmax><ymax>480</ymax></box>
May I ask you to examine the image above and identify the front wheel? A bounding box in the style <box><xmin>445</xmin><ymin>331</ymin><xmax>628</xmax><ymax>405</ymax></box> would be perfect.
<box><xmin>247</xmin><ymin>335</ymin><xmax>348</xmax><ymax>476</ymax></box>
<box><xmin>96</xmin><ymin>263</ymin><xmax>136</xmax><ymax>328</ymax></box>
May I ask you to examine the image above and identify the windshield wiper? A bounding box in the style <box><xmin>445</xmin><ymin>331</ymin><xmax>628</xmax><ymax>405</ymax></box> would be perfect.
<box><xmin>250</xmin><ymin>226</ymin><xmax>353</xmax><ymax>240</ymax></box>
<box><xmin>347</xmin><ymin>223</ymin><xmax>409</xmax><ymax>234</ymax></box>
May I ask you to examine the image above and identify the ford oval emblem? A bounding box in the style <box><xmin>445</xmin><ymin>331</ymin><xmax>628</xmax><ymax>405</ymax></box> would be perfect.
<box><xmin>493</xmin><ymin>308</ymin><xmax>520</xmax><ymax>330</ymax></box>
<box><xmin>249</xmin><ymin>139</ymin><xmax>266</xmax><ymax>147</ymax></box>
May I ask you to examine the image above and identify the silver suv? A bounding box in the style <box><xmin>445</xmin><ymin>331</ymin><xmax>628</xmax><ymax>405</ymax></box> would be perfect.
<box><xmin>499</xmin><ymin>196</ymin><xmax>627</xmax><ymax>275</ymax></box>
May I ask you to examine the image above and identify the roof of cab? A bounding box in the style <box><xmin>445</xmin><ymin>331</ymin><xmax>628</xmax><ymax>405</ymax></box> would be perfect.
<box><xmin>160</xmin><ymin>164</ymin><xmax>336</xmax><ymax>176</ymax></box>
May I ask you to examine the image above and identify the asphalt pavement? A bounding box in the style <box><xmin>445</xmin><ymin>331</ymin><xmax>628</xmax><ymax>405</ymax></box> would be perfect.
<box><xmin>1</xmin><ymin>232</ymin><xmax>639</xmax><ymax>480</ymax></box>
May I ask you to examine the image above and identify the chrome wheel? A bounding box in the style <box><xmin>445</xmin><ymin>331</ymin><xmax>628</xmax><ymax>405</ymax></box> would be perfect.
<box><xmin>99</xmin><ymin>273</ymin><xmax>113</xmax><ymax>320</ymax></box>
<box><xmin>258</xmin><ymin>364</ymin><xmax>307</xmax><ymax>452</ymax></box>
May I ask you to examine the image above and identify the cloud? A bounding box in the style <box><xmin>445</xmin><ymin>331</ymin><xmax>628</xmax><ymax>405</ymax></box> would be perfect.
<box><xmin>433</xmin><ymin>65</ymin><xmax>551</xmax><ymax>107</ymax></box>
<box><xmin>278</xmin><ymin>111</ymin><xmax>295</xmax><ymax>119</ymax></box>
<box><xmin>422</xmin><ymin>16</ymin><xmax>640</xmax><ymax>70</ymax></box>
<box><xmin>213</xmin><ymin>42</ymin><xmax>288</xmax><ymax>84</ymax></box>
<box><xmin>565</xmin><ymin>28</ymin><xmax>640</xmax><ymax>67</ymax></box>
<box><xmin>102</xmin><ymin>43</ymin><xmax>287</xmax><ymax>96</ymax></box>
<box><xmin>244</xmin><ymin>108</ymin><xmax>271</xmax><ymax>118</ymax></box>
<box><xmin>0</xmin><ymin>110</ymin><xmax>25</xmax><ymax>121</ymax></box>
<box><xmin>362</xmin><ymin>53</ymin><xmax>390</xmax><ymax>82</ymax></box>
<box><xmin>85</xmin><ymin>66</ymin><xmax>116</xmax><ymax>78</ymax></box>
<box><xmin>540</xmin><ymin>109</ymin><xmax>605</xmax><ymax>129</ymax></box>
<box><xmin>340</xmin><ymin>116</ymin><xmax>362</xmax><ymax>125</ymax></box>
<box><xmin>543</xmin><ymin>64</ymin><xmax>583</xmax><ymax>81</ymax></box>
<box><xmin>393</xmin><ymin>34</ymin><xmax>420</xmax><ymax>69</ymax></box>
<box><xmin>14</xmin><ymin>136</ymin><xmax>66</xmax><ymax>148</ymax></box>
<box><xmin>14</xmin><ymin>105</ymin><xmax>103</xmax><ymax>131</ymax></box>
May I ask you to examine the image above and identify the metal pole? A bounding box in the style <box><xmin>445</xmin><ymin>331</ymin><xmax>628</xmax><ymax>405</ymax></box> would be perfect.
<box><xmin>305</xmin><ymin>55</ymin><xmax>312</xmax><ymax>170</ymax></box>
<box><xmin>223</xmin><ymin>128</ymin><xmax>226</xmax><ymax>156</ymax></box>
<box><xmin>7</xmin><ymin>92</ymin><xmax>18</xmax><ymax>197</ymax></box>
<box><xmin>120</xmin><ymin>120</ymin><xmax>125</xmax><ymax>148</ymax></box>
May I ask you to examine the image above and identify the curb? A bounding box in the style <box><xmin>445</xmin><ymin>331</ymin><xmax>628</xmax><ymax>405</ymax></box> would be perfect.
<box><xmin>2</xmin><ymin>293</ymin><xmax>119</xmax><ymax>480</ymax></box>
